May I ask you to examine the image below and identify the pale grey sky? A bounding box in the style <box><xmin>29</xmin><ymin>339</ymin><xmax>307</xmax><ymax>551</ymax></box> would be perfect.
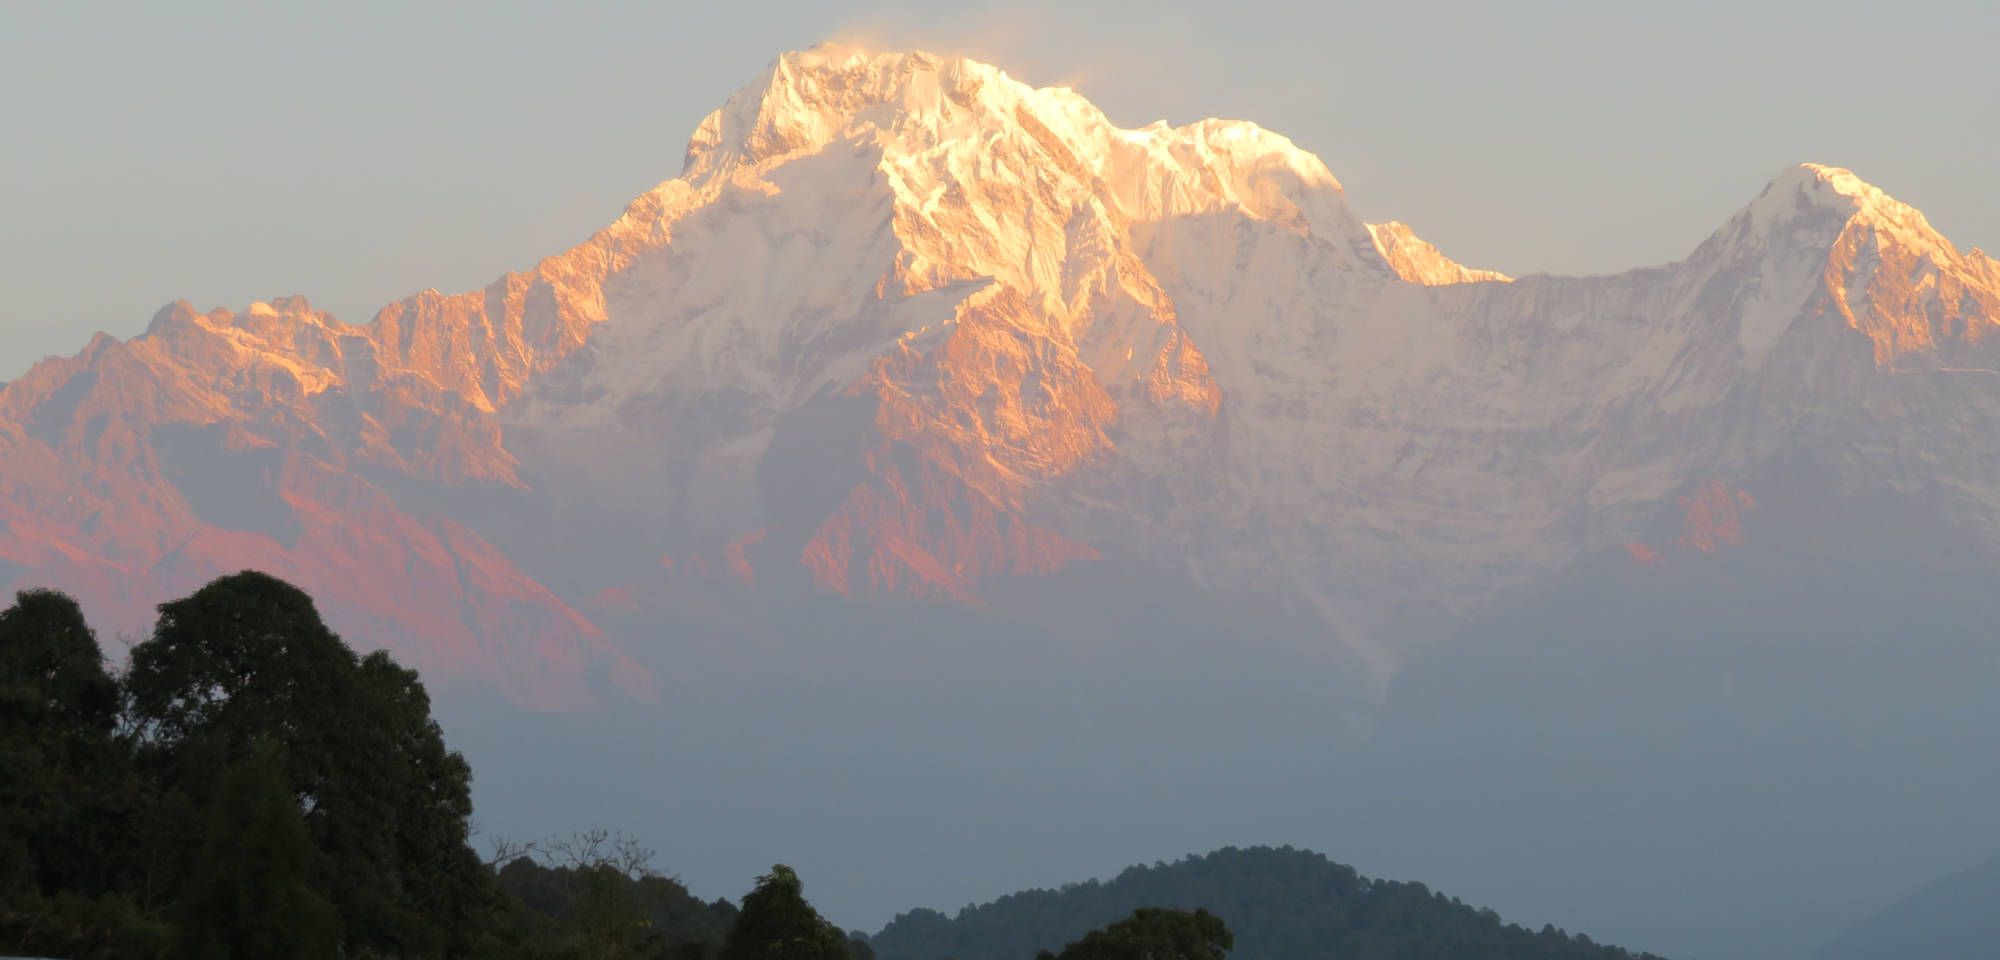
<box><xmin>3</xmin><ymin>0</ymin><xmax>1995</xmax><ymax>380</ymax></box>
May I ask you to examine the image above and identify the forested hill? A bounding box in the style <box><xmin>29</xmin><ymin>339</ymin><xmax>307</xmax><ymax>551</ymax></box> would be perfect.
<box><xmin>869</xmin><ymin>846</ymin><xmax>1669</xmax><ymax>960</ymax></box>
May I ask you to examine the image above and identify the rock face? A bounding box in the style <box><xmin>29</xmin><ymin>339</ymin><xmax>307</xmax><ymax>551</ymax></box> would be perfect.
<box><xmin>1366</xmin><ymin>221</ymin><xmax>1513</xmax><ymax>286</ymax></box>
<box><xmin>3</xmin><ymin>46</ymin><xmax>1997</xmax><ymax>707</ymax></box>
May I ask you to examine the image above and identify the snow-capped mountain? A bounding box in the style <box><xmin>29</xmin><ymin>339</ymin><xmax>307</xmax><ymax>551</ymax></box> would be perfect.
<box><xmin>3</xmin><ymin>45</ymin><xmax>1996</xmax><ymax>707</ymax></box>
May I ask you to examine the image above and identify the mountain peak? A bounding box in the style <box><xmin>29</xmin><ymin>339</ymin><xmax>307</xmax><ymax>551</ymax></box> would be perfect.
<box><xmin>1789</xmin><ymin>162</ymin><xmax>1885</xmax><ymax>203</ymax></box>
<box><xmin>681</xmin><ymin>47</ymin><xmax>1032</xmax><ymax>182</ymax></box>
<box><xmin>677</xmin><ymin>48</ymin><xmax>1349</xmax><ymax>224</ymax></box>
<box><xmin>1730</xmin><ymin>163</ymin><xmax>1951</xmax><ymax>254</ymax></box>
<box><xmin>13</xmin><ymin>47</ymin><xmax>1994</xmax><ymax>726</ymax></box>
<box><xmin>1707</xmin><ymin>163</ymin><xmax>1995</xmax><ymax>366</ymax></box>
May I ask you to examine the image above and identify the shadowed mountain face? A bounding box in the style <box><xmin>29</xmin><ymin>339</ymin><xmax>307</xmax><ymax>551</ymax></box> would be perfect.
<box><xmin>1806</xmin><ymin>855</ymin><xmax>2000</xmax><ymax>960</ymax></box>
<box><xmin>4</xmin><ymin>46</ymin><xmax>2000</xmax><ymax>958</ymax></box>
<box><xmin>1332</xmin><ymin>482</ymin><xmax>2000</xmax><ymax>960</ymax></box>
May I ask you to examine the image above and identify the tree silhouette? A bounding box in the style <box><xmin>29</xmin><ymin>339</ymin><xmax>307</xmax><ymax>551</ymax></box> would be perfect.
<box><xmin>1042</xmin><ymin>908</ymin><xmax>1233</xmax><ymax>960</ymax></box>
<box><xmin>177</xmin><ymin>738</ymin><xmax>337</xmax><ymax>959</ymax></box>
<box><xmin>720</xmin><ymin>865</ymin><xmax>854</xmax><ymax>960</ymax></box>
<box><xmin>0</xmin><ymin>589</ymin><xmax>123</xmax><ymax>895</ymax></box>
<box><xmin>0</xmin><ymin>589</ymin><xmax>163</xmax><ymax>957</ymax></box>
<box><xmin>125</xmin><ymin>571</ymin><xmax>488</xmax><ymax>957</ymax></box>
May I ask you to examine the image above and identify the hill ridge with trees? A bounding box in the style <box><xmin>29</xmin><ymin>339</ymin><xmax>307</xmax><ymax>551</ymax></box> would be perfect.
<box><xmin>869</xmin><ymin>845</ymin><xmax>1670</xmax><ymax>960</ymax></box>
<box><xmin>3</xmin><ymin>573</ymin><xmax>1669</xmax><ymax>959</ymax></box>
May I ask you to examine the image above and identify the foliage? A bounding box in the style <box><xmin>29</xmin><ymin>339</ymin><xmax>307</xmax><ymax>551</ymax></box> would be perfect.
<box><xmin>177</xmin><ymin>737</ymin><xmax>338</xmax><ymax>959</ymax></box>
<box><xmin>0</xmin><ymin>589</ymin><xmax>124</xmax><ymax>890</ymax></box>
<box><xmin>0</xmin><ymin>589</ymin><xmax>157</xmax><ymax>958</ymax></box>
<box><xmin>338</xmin><ymin>649</ymin><xmax>491</xmax><ymax>954</ymax></box>
<box><xmin>1</xmin><ymin>574</ymin><xmax>497</xmax><ymax>958</ymax></box>
<box><xmin>0</xmin><ymin>890</ymin><xmax>174</xmax><ymax>960</ymax></box>
<box><xmin>1040</xmin><ymin>907</ymin><xmax>1233</xmax><ymax>960</ymax></box>
<box><xmin>0</xmin><ymin>588</ymin><xmax>119</xmax><ymax>733</ymax></box>
<box><xmin>719</xmin><ymin>865</ymin><xmax>858</xmax><ymax>960</ymax></box>
<box><xmin>869</xmin><ymin>846</ymin><xmax>1668</xmax><ymax>960</ymax></box>
<box><xmin>488</xmin><ymin>829</ymin><xmax>738</xmax><ymax>959</ymax></box>
<box><xmin>123</xmin><ymin>571</ymin><xmax>491</xmax><ymax>957</ymax></box>
<box><xmin>0</xmin><ymin>577</ymin><xmax>1674</xmax><ymax>960</ymax></box>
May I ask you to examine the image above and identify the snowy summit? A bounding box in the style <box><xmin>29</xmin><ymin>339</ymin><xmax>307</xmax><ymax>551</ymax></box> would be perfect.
<box><xmin>0</xmin><ymin>47</ymin><xmax>1996</xmax><ymax>707</ymax></box>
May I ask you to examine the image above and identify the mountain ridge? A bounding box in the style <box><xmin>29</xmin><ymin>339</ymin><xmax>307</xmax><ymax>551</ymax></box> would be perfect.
<box><xmin>867</xmin><ymin>845</ymin><xmax>1666</xmax><ymax>960</ymax></box>
<box><xmin>1807</xmin><ymin>854</ymin><xmax>2000</xmax><ymax>960</ymax></box>
<box><xmin>1</xmin><ymin>46</ymin><xmax>1996</xmax><ymax>707</ymax></box>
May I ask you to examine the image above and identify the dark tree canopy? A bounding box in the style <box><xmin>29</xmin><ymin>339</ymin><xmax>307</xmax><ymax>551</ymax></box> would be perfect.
<box><xmin>0</xmin><ymin>588</ymin><xmax>119</xmax><ymax>733</ymax></box>
<box><xmin>177</xmin><ymin>738</ymin><xmax>338</xmax><ymax>960</ymax></box>
<box><xmin>1042</xmin><ymin>908</ymin><xmax>1233</xmax><ymax>960</ymax></box>
<box><xmin>0</xmin><ymin>589</ymin><xmax>124</xmax><ymax>893</ymax></box>
<box><xmin>126</xmin><ymin>570</ymin><xmax>361</xmax><ymax>780</ymax></box>
<box><xmin>870</xmin><ymin>847</ymin><xmax>1667</xmax><ymax>960</ymax></box>
<box><xmin>490</xmin><ymin>841</ymin><xmax>740</xmax><ymax>960</ymax></box>
<box><xmin>0</xmin><ymin>589</ymin><xmax>161</xmax><ymax>957</ymax></box>
<box><xmin>720</xmin><ymin>865</ymin><xmax>856</xmax><ymax>960</ymax></box>
<box><xmin>0</xmin><ymin>577</ymin><xmax>1681</xmax><ymax>960</ymax></box>
<box><xmin>122</xmin><ymin>571</ymin><xmax>490</xmax><ymax>957</ymax></box>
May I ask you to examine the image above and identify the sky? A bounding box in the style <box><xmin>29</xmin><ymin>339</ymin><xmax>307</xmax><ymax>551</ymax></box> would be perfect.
<box><xmin>2</xmin><ymin>0</ymin><xmax>1995</xmax><ymax>381</ymax></box>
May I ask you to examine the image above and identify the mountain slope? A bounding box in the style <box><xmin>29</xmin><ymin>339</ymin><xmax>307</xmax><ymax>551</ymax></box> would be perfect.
<box><xmin>0</xmin><ymin>297</ymin><xmax>650</xmax><ymax>708</ymax></box>
<box><xmin>867</xmin><ymin>846</ymin><xmax>1666</xmax><ymax>960</ymax></box>
<box><xmin>1</xmin><ymin>45</ymin><xmax>1997</xmax><ymax>712</ymax></box>
<box><xmin>474</xmin><ymin>49</ymin><xmax>2000</xmax><ymax>693</ymax></box>
<box><xmin>1367</xmin><ymin>220</ymin><xmax>1513</xmax><ymax>285</ymax></box>
<box><xmin>1807</xmin><ymin>855</ymin><xmax>2000</xmax><ymax>960</ymax></box>
<box><xmin>6</xmin><ymin>44</ymin><xmax>2000</xmax><ymax>960</ymax></box>
<box><xmin>1331</xmin><ymin>481</ymin><xmax>2000</xmax><ymax>960</ymax></box>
